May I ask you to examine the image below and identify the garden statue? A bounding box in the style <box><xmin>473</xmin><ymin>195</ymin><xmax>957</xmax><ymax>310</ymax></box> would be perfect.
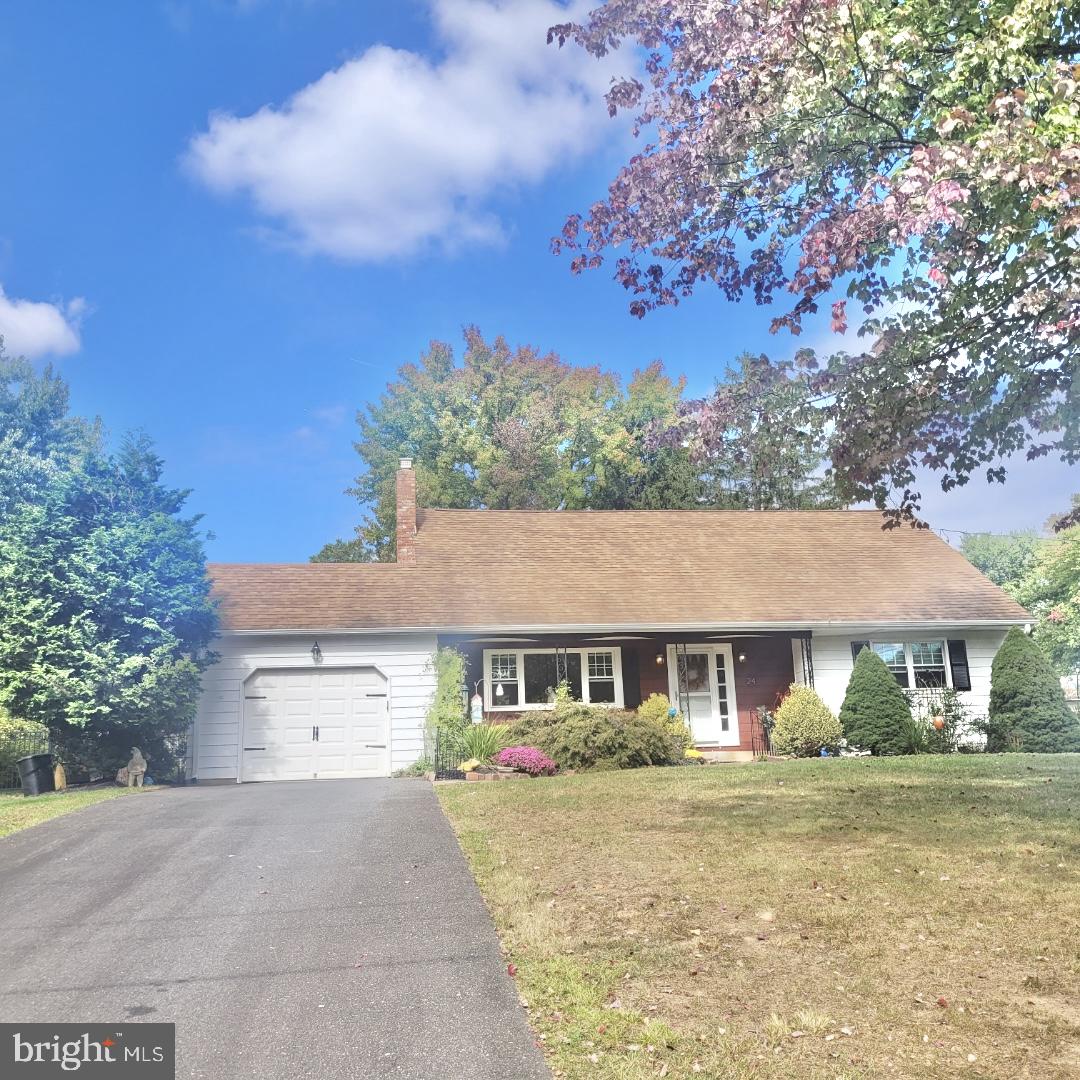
<box><xmin>126</xmin><ymin>747</ymin><xmax>147</xmax><ymax>788</ymax></box>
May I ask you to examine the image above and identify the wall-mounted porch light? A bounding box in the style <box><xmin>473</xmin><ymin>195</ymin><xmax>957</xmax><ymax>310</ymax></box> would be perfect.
<box><xmin>655</xmin><ymin>652</ymin><xmax>665</xmax><ymax>666</ymax></box>
<box><xmin>737</xmin><ymin>651</ymin><xmax>747</xmax><ymax>663</ymax></box>
<box><xmin>311</xmin><ymin>641</ymin><xmax>323</xmax><ymax>664</ymax></box>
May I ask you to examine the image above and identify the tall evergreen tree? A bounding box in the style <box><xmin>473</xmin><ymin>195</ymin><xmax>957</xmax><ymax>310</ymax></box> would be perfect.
<box><xmin>0</xmin><ymin>349</ymin><xmax>218</xmax><ymax>775</ymax></box>
<box><xmin>987</xmin><ymin>627</ymin><xmax>1080</xmax><ymax>753</ymax></box>
<box><xmin>839</xmin><ymin>647</ymin><xmax>913</xmax><ymax>756</ymax></box>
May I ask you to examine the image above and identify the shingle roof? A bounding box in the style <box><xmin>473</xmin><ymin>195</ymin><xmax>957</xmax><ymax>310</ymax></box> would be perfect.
<box><xmin>209</xmin><ymin>509</ymin><xmax>1029</xmax><ymax>631</ymax></box>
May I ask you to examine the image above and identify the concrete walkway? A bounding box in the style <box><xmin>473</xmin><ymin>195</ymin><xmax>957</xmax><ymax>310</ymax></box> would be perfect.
<box><xmin>0</xmin><ymin>780</ymin><xmax>550</xmax><ymax>1079</ymax></box>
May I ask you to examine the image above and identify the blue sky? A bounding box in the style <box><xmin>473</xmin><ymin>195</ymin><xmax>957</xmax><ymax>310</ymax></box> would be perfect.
<box><xmin>1</xmin><ymin>0</ymin><xmax>1075</xmax><ymax>561</ymax></box>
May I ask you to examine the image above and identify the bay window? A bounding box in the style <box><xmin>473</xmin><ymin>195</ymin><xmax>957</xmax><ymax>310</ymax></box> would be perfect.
<box><xmin>484</xmin><ymin>647</ymin><xmax>623</xmax><ymax>711</ymax></box>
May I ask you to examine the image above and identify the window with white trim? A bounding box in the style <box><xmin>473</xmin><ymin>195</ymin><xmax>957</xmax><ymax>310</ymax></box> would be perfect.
<box><xmin>870</xmin><ymin>641</ymin><xmax>950</xmax><ymax>690</ymax></box>
<box><xmin>484</xmin><ymin>648</ymin><xmax>623</xmax><ymax>711</ymax></box>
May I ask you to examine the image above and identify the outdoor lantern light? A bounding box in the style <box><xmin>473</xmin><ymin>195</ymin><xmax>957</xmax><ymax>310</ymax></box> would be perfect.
<box><xmin>655</xmin><ymin>652</ymin><xmax>665</xmax><ymax>666</ymax></box>
<box><xmin>738</xmin><ymin>651</ymin><xmax>747</xmax><ymax>663</ymax></box>
<box><xmin>311</xmin><ymin>641</ymin><xmax>323</xmax><ymax>663</ymax></box>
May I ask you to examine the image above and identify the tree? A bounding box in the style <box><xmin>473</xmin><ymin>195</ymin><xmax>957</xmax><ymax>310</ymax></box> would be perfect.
<box><xmin>839</xmin><ymin>647</ymin><xmax>913</xmax><ymax>755</ymax></box>
<box><xmin>0</xmin><ymin>355</ymin><xmax>217</xmax><ymax>776</ymax></box>
<box><xmin>960</xmin><ymin>530</ymin><xmax>1042</xmax><ymax>590</ymax></box>
<box><xmin>986</xmin><ymin>626</ymin><xmax>1080</xmax><ymax>752</ymax></box>
<box><xmin>657</xmin><ymin>352</ymin><xmax>842</xmax><ymax>509</ymax></box>
<box><xmin>549</xmin><ymin>1</ymin><xmax>1079</xmax><ymax>522</ymax></box>
<box><xmin>1013</xmin><ymin>524</ymin><xmax>1080</xmax><ymax>673</ymax></box>
<box><xmin>313</xmin><ymin>329</ymin><xmax>699</xmax><ymax>561</ymax></box>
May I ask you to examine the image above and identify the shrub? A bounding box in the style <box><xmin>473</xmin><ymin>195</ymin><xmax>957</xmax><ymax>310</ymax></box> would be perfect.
<box><xmin>987</xmin><ymin>627</ymin><xmax>1080</xmax><ymax>753</ymax></box>
<box><xmin>839</xmin><ymin>647</ymin><xmax>913</xmax><ymax>755</ymax></box>
<box><xmin>638</xmin><ymin>692</ymin><xmax>693</xmax><ymax>753</ymax></box>
<box><xmin>905</xmin><ymin>688</ymin><xmax>968</xmax><ymax>754</ymax></box>
<box><xmin>511</xmin><ymin>688</ymin><xmax>685</xmax><ymax>770</ymax></box>
<box><xmin>493</xmin><ymin>746</ymin><xmax>557</xmax><ymax>776</ymax></box>
<box><xmin>425</xmin><ymin>646</ymin><xmax>468</xmax><ymax>738</ymax></box>
<box><xmin>455</xmin><ymin>723</ymin><xmax>510</xmax><ymax>764</ymax></box>
<box><xmin>771</xmin><ymin>685</ymin><xmax>842</xmax><ymax>757</ymax></box>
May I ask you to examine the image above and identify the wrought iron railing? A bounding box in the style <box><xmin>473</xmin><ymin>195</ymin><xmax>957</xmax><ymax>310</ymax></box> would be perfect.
<box><xmin>0</xmin><ymin>726</ymin><xmax>50</xmax><ymax>790</ymax></box>
<box><xmin>750</xmin><ymin>706</ymin><xmax>774</xmax><ymax>758</ymax></box>
<box><xmin>424</xmin><ymin>726</ymin><xmax>465</xmax><ymax>780</ymax></box>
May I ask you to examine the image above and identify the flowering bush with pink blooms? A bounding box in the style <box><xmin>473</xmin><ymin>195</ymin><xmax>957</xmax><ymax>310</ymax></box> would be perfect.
<box><xmin>493</xmin><ymin>746</ymin><xmax>557</xmax><ymax>777</ymax></box>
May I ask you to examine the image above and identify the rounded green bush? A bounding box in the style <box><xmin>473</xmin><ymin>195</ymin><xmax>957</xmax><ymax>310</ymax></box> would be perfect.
<box><xmin>771</xmin><ymin>684</ymin><xmax>842</xmax><ymax>757</ymax></box>
<box><xmin>511</xmin><ymin>691</ymin><xmax>685</xmax><ymax>770</ymax></box>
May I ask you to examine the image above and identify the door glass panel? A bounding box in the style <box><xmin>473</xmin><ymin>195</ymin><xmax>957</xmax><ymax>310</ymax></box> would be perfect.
<box><xmin>685</xmin><ymin>694</ymin><xmax>714</xmax><ymax>726</ymax></box>
<box><xmin>678</xmin><ymin>653</ymin><xmax>712</xmax><ymax>694</ymax></box>
<box><xmin>715</xmin><ymin>653</ymin><xmax>730</xmax><ymax>730</ymax></box>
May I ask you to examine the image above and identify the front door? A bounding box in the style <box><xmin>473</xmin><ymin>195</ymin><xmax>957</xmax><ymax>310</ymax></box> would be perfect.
<box><xmin>666</xmin><ymin>645</ymin><xmax>740</xmax><ymax>746</ymax></box>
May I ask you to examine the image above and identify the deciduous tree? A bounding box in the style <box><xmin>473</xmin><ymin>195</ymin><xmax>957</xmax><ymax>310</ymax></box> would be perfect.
<box><xmin>550</xmin><ymin>0</ymin><xmax>1079</xmax><ymax>520</ymax></box>
<box><xmin>313</xmin><ymin>329</ymin><xmax>699</xmax><ymax>560</ymax></box>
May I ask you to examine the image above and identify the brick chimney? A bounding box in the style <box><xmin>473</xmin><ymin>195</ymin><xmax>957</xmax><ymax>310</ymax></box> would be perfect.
<box><xmin>395</xmin><ymin>457</ymin><xmax>417</xmax><ymax>566</ymax></box>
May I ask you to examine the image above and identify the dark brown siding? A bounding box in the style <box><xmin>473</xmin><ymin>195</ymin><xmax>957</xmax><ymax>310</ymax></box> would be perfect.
<box><xmin>443</xmin><ymin>633</ymin><xmax>797</xmax><ymax>750</ymax></box>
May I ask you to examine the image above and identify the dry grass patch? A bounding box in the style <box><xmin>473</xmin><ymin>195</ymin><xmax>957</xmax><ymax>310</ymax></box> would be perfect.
<box><xmin>439</xmin><ymin>755</ymin><xmax>1080</xmax><ymax>1079</ymax></box>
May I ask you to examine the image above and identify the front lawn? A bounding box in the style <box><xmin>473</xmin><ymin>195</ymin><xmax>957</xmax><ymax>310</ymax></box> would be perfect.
<box><xmin>440</xmin><ymin>756</ymin><xmax>1080</xmax><ymax>1079</ymax></box>
<box><xmin>0</xmin><ymin>786</ymin><xmax>143</xmax><ymax>838</ymax></box>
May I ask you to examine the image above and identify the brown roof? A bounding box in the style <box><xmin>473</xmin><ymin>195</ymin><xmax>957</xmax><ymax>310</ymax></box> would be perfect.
<box><xmin>209</xmin><ymin>509</ymin><xmax>1029</xmax><ymax>632</ymax></box>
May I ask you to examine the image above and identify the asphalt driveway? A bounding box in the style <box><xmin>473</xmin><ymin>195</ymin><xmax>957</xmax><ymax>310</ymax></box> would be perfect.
<box><xmin>0</xmin><ymin>780</ymin><xmax>550</xmax><ymax>1079</ymax></box>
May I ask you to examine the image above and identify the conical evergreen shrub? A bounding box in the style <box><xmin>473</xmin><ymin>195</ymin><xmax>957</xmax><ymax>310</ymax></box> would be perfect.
<box><xmin>839</xmin><ymin>647</ymin><xmax>913</xmax><ymax>755</ymax></box>
<box><xmin>987</xmin><ymin>627</ymin><xmax>1080</xmax><ymax>753</ymax></box>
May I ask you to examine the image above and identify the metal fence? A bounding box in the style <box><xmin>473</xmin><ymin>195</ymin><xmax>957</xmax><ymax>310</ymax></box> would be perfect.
<box><xmin>750</xmin><ymin>706</ymin><xmax>774</xmax><ymax>758</ymax></box>
<box><xmin>0</xmin><ymin>727</ymin><xmax>50</xmax><ymax>791</ymax></box>
<box><xmin>424</xmin><ymin>726</ymin><xmax>465</xmax><ymax>781</ymax></box>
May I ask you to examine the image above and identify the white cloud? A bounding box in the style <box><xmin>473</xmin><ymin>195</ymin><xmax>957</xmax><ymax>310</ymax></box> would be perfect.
<box><xmin>0</xmin><ymin>286</ymin><xmax>85</xmax><ymax>359</ymax></box>
<box><xmin>185</xmin><ymin>0</ymin><xmax>624</xmax><ymax>260</ymax></box>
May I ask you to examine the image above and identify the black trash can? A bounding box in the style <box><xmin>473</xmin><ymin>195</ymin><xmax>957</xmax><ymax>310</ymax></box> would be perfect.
<box><xmin>17</xmin><ymin>753</ymin><xmax>55</xmax><ymax>797</ymax></box>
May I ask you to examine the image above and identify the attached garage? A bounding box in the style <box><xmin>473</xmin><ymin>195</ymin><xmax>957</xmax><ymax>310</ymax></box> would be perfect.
<box><xmin>240</xmin><ymin>667</ymin><xmax>390</xmax><ymax>782</ymax></box>
<box><xmin>190</xmin><ymin>630</ymin><xmax>438</xmax><ymax>784</ymax></box>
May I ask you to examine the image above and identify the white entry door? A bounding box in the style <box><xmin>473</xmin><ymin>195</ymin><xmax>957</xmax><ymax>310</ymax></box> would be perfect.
<box><xmin>241</xmin><ymin>668</ymin><xmax>390</xmax><ymax>781</ymax></box>
<box><xmin>666</xmin><ymin>645</ymin><xmax>740</xmax><ymax>746</ymax></box>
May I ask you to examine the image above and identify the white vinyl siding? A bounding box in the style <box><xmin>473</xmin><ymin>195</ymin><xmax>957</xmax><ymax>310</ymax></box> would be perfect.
<box><xmin>191</xmin><ymin>632</ymin><xmax>437</xmax><ymax>781</ymax></box>
<box><xmin>806</xmin><ymin>628</ymin><xmax>1010</xmax><ymax>725</ymax></box>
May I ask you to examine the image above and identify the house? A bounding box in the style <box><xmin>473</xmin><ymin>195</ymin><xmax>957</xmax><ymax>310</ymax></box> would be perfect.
<box><xmin>192</xmin><ymin>460</ymin><xmax>1030</xmax><ymax>782</ymax></box>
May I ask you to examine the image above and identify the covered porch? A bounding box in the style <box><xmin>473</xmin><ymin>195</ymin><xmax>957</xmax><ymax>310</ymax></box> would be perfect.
<box><xmin>439</xmin><ymin>631</ymin><xmax>814</xmax><ymax>758</ymax></box>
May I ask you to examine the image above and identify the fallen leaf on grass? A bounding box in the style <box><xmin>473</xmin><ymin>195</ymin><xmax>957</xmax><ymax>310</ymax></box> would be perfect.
<box><xmin>507</xmin><ymin>963</ymin><xmax>518</xmax><ymax>977</ymax></box>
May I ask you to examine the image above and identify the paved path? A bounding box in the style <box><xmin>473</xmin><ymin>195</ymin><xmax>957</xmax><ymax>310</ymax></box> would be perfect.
<box><xmin>0</xmin><ymin>780</ymin><xmax>550</xmax><ymax>1079</ymax></box>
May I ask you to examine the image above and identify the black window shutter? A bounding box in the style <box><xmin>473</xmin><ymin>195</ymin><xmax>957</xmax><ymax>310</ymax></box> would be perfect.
<box><xmin>621</xmin><ymin>647</ymin><xmax>642</xmax><ymax>709</ymax></box>
<box><xmin>947</xmin><ymin>640</ymin><xmax>971</xmax><ymax>691</ymax></box>
<box><xmin>850</xmin><ymin>640</ymin><xmax>871</xmax><ymax>663</ymax></box>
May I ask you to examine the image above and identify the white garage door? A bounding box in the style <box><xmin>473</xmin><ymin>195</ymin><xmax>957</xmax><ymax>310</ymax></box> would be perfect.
<box><xmin>241</xmin><ymin>667</ymin><xmax>390</xmax><ymax>782</ymax></box>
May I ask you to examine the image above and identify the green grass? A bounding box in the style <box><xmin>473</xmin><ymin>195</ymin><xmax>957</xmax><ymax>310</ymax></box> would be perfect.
<box><xmin>0</xmin><ymin>786</ymin><xmax>144</xmax><ymax>838</ymax></box>
<box><xmin>440</xmin><ymin>755</ymin><xmax>1080</xmax><ymax>1079</ymax></box>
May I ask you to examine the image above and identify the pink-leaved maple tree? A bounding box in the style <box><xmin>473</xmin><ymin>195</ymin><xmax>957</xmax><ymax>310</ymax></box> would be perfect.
<box><xmin>550</xmin><ymin>0</ymin><xmax>1079</xmax><ymax>522</ymax></box>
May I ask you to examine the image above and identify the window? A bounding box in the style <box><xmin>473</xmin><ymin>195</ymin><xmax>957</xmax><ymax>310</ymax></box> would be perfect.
<box><xmin>872</xmin><ymin>643</ymin><xmax>910</xmax><ymax>688</ymax></box>
<box><xmin>865</xmin><ymin>640</ymin><xmax>951</xmax><ymax>691</ymax></box>
<box><xmin>910</xmin><ymin>641</ymin><xmax>947</xmax><ymax>688</ymax></box>
<box><xmin>489</xmin><ymin>653</ymin><xmax>519</xmax><ymax>706</ymax></box>
<box><xmin>587</xmin><ymin>651</ymin><xmax>616</xmax><ymax>703</ymax></box>
<box><xmin>484</xmin><ymin>648</ymin><xmax>622</xmax><ymax>711</ymax></box>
